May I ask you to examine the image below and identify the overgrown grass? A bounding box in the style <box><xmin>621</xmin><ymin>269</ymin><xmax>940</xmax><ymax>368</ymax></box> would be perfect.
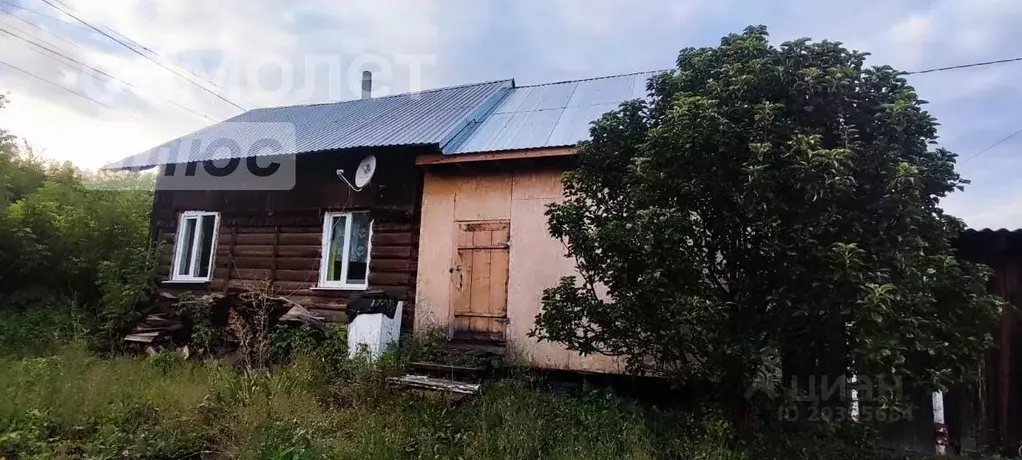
<box><xmin>0</xmin><ymin>303</ymin><xmax>74</xmax><ymax>356</ymax></box>
<box><xmin>0</xmin><ymin>314</ymin><xmax>1003</xmax><ymax>460</ymax></box>
<box><xmin>0</xmin><ymin>346</ymin><xmax>689</xmax><ymax>459</ymax></box>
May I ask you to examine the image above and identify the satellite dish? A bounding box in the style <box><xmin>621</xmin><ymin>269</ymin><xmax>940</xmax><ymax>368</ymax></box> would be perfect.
<box><xmin>354</xmin><ymin>154</ymin><xmax>377</xmax><ymax>188</ymax></box>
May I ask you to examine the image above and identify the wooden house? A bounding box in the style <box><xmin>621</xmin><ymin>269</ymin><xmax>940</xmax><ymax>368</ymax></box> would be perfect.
<box><xmin>103</xmin><ymin>79</ymin><xmax>516</xmax><ymax>328</ymax></box>
<box><xmin>413</xmin><ymin>72</ymin><xmax>655</xmax><ymax>373</ymax></box>
<box><xmin>103</xmin><ymin>71</ymin><xmax>658</xmax><ymax>373</ymax></box>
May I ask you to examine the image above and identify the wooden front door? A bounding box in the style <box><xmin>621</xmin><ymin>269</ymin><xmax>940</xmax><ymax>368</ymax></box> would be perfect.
<box><xmin>451</xmin><ymin>221</ymin><xmax>510</xmax><ymax>341</ymax></box>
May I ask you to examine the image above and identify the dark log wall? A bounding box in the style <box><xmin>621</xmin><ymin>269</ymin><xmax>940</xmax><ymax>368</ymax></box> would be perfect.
<box><xmin>151</xmin><ymin>147</ymin><xmax>425</xmax><ymax>327</ymax></box>
<box><xmin>955</xmin><ymin>229</ymin><xmax>1022</xmax><ymax>450</ymax></box>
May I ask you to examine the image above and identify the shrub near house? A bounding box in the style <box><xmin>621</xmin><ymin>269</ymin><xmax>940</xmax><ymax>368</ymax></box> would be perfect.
<box><xmin>535</xmin><ymin>26</ymin><xmax>1000</xmax><ymax>422</ymax></box>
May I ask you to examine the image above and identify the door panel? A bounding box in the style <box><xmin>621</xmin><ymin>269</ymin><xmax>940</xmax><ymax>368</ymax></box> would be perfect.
<box><xmin>450</xmin><ymin>220</ymin><xmax>510</xmax><ymax>341</ymax></box>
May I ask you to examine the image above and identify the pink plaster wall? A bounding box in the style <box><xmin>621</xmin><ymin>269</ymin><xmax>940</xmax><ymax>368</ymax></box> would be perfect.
<box><xmin>414</xmin><ymin>166</ymin><xmax>623</xmax><ymax>374</ymax></box>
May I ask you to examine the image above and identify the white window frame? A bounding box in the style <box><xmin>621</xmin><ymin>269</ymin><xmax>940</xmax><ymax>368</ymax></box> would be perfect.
<box><xmin>170</xmin><ymin>211</ymin><xmax>221</xmax><ymax>282</ymax></box>
<box><xmin>318</xmin><ymin>211</ymin><xmax>373</xmax><ymax>290</ymax></box>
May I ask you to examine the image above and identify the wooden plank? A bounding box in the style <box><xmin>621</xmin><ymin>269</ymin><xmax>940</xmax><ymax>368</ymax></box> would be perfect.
<box><xmin>232</xmin><ymin>257</ymin><xmax>319</xmax><ymax>271</ymax></box>
<box><xmin>456</xmin><ymin>244</ymin><xmax>509</xmax><ymax>250</ymax></box>
<box><xmin>454</xmin><ymin>312</ymin><xmax>507</xmax><ymax>319</ymax></box>
<box><xmin>375</xmin><ymin>232</ymin><xmax>416</xmax><ymax>246</ymax></box>
<box><xmin>489</xmin><ymin>245</ymin><xmax>510</xmax><ymax>335</ymax></box>
<box><xmin>408</xmin><ymin>362</ymin><xmax>485</xmax><ymax>373</ymax></box>
<box><xmin>235</xmin><ymin>226</ymin><xmax>321</xmax><ymax>234</ymax></box>
<box><xmin>452</xmin><ymin>315</ymin><xmax>472</xmax><ymax>332</ymax></box>
<box><xmin>370</xmin><ymin>259</ymin><xmax>417</xmax><ymax>273</ymax></box>
<box><xmin>388</xmin><ymin>375</ymin><xmax>480</xmax><ymax>395</ymax></box>
<box><xmin>276</xmin><ymin>269</ymin><xmax>319</xmax><ymax>283</ymax></box>
<box><xmin>452</xmin><ymin>245</ymin><xmax>472</xmax><ymax>315</ymax></box>
<box><xmin>269</xmin><ymin>281</ymin><xmax>317</xmax><ymax>295</ymax></box>
<box><xmin>415</xmin><ymin>147</ymin><xmax>574</xmax><ymax>166</ymax></box>
<box><xmin>212</xmin><ymin>268</ymin><xmax>316</xmax><ymax>284</ymax></box>
<box><xmin>373</xmin><ymin>222</ymin><xmax>418</xmax><ymax>233</ymax></box>
<box><xmin>270</xmin><ymin>225</ymin><xmax>280</xmax><ymax>286</ymax></box>
<box><xmin>368</xmin><ymin>272</ymin><xmax>413</xmax><ymax>287</ymax></box>
<box><xmin>470</xmin><ymin>229</ymin><xmax>491</xmax><ymax>333</ymax></box>
<box><xmin>489</xmin><ymin>222</ymin><xmax>510</xmax><ymax>336</ymax></box>
<box><xmin>227</xmin><ymin>233</ymin><xmax>321</xmax><ymax>246</ymax></box>
<box><xmin>219</xmin><ymin>246</ymin><xmax>322</xmax><ymax>258</ymax></box>
<box><xmin>224</xmin><ymin>223</ymin><xmax>238</xmax><ymax>292</ymax></box>
<box><xmin>372</xmin><ymin>245</ymin><xmax>414</xmax><ymax>259</ymax></box>
<box><xmin>457</xmin><ymin>225</ymin><xmax>475</xmax><ymax>248</ymax></box>
<box><xmin>213</xmin><ymin>268</ymin><xmax>269</xmax><ymax>281</ymax></box>
<box><xmin>462</xmin><ymin>221</ymin><xmax>511</xmax><ymax>233</ymax></box>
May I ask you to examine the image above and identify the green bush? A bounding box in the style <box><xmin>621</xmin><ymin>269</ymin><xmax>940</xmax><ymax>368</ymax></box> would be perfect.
<box><xmin>0</xmin><ymin>340</ymin><xmax>1007</xmax><ymax>460</ymax></box>
<box><xmin>0</xmin><ymin>298</ymin><xmax>72</xmax><ymax>356</ymax></box>
<box><xmin>269</xmin><ymin>322</ymin><xmax>348</xmax><ymax>373</ymax></box>
<box><xmin>0</xmin><ymin>107</ymin><xmax>157</xmax><ymax>351</ymax></box>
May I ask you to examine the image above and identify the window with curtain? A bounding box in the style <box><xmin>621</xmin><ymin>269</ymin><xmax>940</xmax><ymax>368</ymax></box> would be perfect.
<box><xmin>319</xmin><ymin>211</ymin><xmax>372</xmax><ymax>289</ymax></box>
<box><xmin>171</xmin><ymin>211</ymin><xmax>220</xmax><ymax>282</ymax></box>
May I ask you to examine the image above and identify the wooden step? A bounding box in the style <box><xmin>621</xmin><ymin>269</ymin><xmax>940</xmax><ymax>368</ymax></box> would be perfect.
<box><xmin>451</xmin><ymin>331</ymin><xmax>506</xmax><ymax>343</ymax></box>
<box><xmin>446</xmin><ymin>340</ymin><xmax>506</xmax><ymax>357</ymax></box>
<box><xmin>408</xmin><ymin>361</ymin><xmax>486</xmax><ymax>374</ymax></box>
<box><xmin>388</xmin><ymin>374</ymin><xmax>480</xmax><ymax>395</ymax></box>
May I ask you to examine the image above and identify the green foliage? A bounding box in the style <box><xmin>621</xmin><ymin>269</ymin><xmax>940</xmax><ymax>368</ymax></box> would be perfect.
<box><xmin>269</xmin><ymin>323</ymin><xmax>349</xmax><ymax>373</ymax></box>
<box><xmin>175</xmin><ymin>292</ymin><xmax>229</xmax><ymax>352</ymax></box>
<box><xmin>0</xmin><ymin>298</ymin><xmax>71</xmax><ymax>356</ymax></box>
<box><xmin>0</xmin><ymin>96</ymin><xmax>157</xmax><ymax>350</ymax></box>
<box><xmin>533</xmin><ymin>26</ymin><xmax>1001</xmax><ymax>403</ymax></box>
<box><xmin>0</xmin><ymin>345</ymin><xmax>669</xmax><ymax>460</ymax></box>
<box><xmin>0</xmin><ymin>325</ymin><xmax>1003</xmax><ymax>460</ymax></box>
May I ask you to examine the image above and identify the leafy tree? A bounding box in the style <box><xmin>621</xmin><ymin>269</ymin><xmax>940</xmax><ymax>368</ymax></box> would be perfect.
<box><xmin>533</xmin><ymin>26</ymin><xmax>1001</xmax><ymax>407</ymax></box>
<box><xmin>0</xmin><ymin>95</ymin><xmax>157</xmax><ymax>348</ymax></box>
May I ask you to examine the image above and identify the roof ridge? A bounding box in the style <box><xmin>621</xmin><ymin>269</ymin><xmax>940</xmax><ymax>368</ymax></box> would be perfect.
<box><xmin>516</xmin><ymin>68</ymin><xmax>672</xmax><ymax>88</ymax></box>
<box><xmin>256</xmin><ymin>78</ymin><xmax>515</xmax><ymax>110</ymax></box>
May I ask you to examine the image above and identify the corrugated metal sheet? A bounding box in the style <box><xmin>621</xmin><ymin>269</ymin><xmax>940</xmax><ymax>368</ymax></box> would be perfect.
<box><xmin>964</xmin><ymin>228</ymin><xmax>1022</xmax><ymax>235</ymax></box>
<box><xmin>447</xmin><ymin>71</ymin><xmax>658</xmax><ymax>155</ymax></box>
<box><xmin>103</xmin><ymin>80</ymin><xmax>513</xmax><ymax>170</ymax></box>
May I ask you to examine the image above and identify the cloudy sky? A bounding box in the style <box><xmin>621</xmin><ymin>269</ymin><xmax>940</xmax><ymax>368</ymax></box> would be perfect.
<box><xmin>0</xmin><ymin>0</ymin><xmax>1020</xmax><ymax>228</ymax></box>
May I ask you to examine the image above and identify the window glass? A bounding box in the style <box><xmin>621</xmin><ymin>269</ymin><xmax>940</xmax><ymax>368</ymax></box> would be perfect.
<box><xmin>320</xmin><ymin>212</ymin><xmax>372</xmax><ymax>288</ymax></box>
<box><xmin>325</xmin><ymin>214</ymin><xmax>348</xmax><ymax>282</ymax></box>
<box><xmin>196</xmin><ymin>215</ymin><xmax>217</xmax><ymax>278</ymax></box>
<box><xmin>177</xmin><ymin>218</ymin><xmax>197</xmax><ymax>276</ymax></box>
<box><xmin>172</xmin><ymin>212</ymin><xmax>219</xmax><ymax>281</ymax></box>
<box><xmin>346</xmin><ymin>213</ymin><xmax>371</xmax><ymax>283</ymax></box>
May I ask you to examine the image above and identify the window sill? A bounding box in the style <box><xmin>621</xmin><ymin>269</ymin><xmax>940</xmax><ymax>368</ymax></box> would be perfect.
<box><xmin>311</xmin><ymin>285</ymin><xmax>369</xmax><ymax>292</ymax></box>
<box><xmin>162</xmin><ymin>279</ymin><xmax>212</xmax><ymax>285</ymax></box>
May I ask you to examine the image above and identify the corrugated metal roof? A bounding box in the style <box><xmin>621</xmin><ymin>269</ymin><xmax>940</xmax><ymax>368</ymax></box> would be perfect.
<box><xmin>964</xmin><ymin>228</ymin><xmax>1022</xmax><ymax>235</ymax></box>
<box><xmin>447</xmin><ymin>71</ymin><xmax>659</xmax><ymax>155</ymax></box>
<box><xmin>103</xmin><ymin>79</ymin><xmax>513</xmax><ymax>170</ymax></box>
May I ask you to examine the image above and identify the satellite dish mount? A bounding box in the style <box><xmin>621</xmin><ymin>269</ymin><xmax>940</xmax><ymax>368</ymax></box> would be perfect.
<box><xmin>337</xmin><ymin>154</ymin><xmax>377</xmax><ymax>192</ymax></box>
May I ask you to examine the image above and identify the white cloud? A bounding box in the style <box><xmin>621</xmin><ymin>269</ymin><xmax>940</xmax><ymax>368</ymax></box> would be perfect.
<box><xmin>0</xmin><ymin>0</ymin><xmax>447</xmax><ymax>168</ymax></box>
<box><xmin>0</xmin><ymin>0</ymin><xmax>1020</xmax><ymax>232</ymax></box>
<box><xmin>886</xmin><ymin>14</ymin><xmax>934</xmax><ymax>70</ymax></box>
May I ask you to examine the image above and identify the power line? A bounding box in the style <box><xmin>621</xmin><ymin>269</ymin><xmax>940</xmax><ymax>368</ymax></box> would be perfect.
<box><xmin>47</xmin><ymin>0</ymin><xmax>160</xmax><ymax>56</ymax></box>
<box><xmin>0</xmin><ymin>0</ymin><xmax>85</xmax><ymax>30</ymax></box>
<box><xmin>962</xmin><ymin>127</ymin><xmax>1022</xmax><ymax>163</ymax></box>
<box><xmin>0</xmin><ymin>7</ymin><xmax>81</xmax><ymax>49</ymax></box>
<box><xmin>0</xmin><ymin>56</ymin><xmax>132</xmax><ymax>116</ymax></box>
<box><xmin>906</xmin><ymin>56</ymin><xmax>1022</xmax><ymax>75</ymax></box>
<box><xmin>0</xmin><ymin>25</ymin><xmax>218</xmax><ymax>121</ymax></box>
<box><xmin>35</xmin><ymin>0</ymin><xmax>250</xmax><ymax>112</ymax></box>
<box><xmin>41</xmin><ymin>0</ymin><xmax>254</xmax><ymax>106</ymax></box>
